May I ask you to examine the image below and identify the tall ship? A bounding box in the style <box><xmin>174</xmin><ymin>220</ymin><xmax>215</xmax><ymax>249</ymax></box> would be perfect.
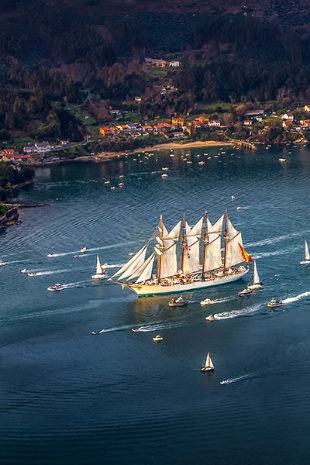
<box><xmin>110</xmin><ymin>210</ymin><xmax>252</xmax><ymax>297</ymax></box>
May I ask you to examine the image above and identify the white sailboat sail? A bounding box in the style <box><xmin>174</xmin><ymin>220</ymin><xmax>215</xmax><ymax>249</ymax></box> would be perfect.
<box><xmin>115</xmin><ymin>245</ymin><xmax>147</xmax><ymax>280</ymax></box>
<box><xmin>96</xmin><ymin>255</ymin><xmax>102</xmax><ymax>275</ymax></box>
<box><xmin>253</xmin><ymin>260</ymin><xmax>260</xmax><ymax>284</ymax></box>
<box><xmin>225</xmin><ymin>215</ymin><xmax>245</xmax><ymax>268</ymax></box>
<box><xmin>205</xmin><ymin>353</ymin><xmax>214</xmax><ymax>369</ymax></box>
<box><xmin>203</xmin><ymin>215</ymin><xmax>224</xmax><ymax>272</ymax></box>
<box><xmin>305</xmin><ymin>240</ymin><xmax>310</xmax><ymax>260</ymax></box>
<box><xmin>159</xmin><ymin>221</ymin><xmax>181</xmax><ymax>278</ymax></box>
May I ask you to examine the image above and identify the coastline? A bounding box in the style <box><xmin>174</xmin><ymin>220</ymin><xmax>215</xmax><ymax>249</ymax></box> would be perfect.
<box><xmin>28</xmin><ymin>140</ymin><xmax>233</xmax><ymax>167</ymax></box>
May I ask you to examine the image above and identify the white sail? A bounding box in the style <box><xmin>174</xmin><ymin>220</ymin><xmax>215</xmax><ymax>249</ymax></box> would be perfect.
<box><xmin>203</xmin><ymin>215</ymin><xmax>224</xmax><ymax>272</ymax></box>
<box><xmin>165</xmin><ymin>221</ymin><xmax>181</xmax><ymax>241</ymax></box>
<box><xmin>96</xmin><ymin>255</ymin><xmax>102</xmax><ymax>275</ymax></box>
<box><xmin>225</xmin><ymin>215</ymin><xmax>244</xmax><ymax>268</ymax></box>
<box><xmin>135</xmin><ymin>253</ymin><xmax>156</xmax><ymax>283</ymax></box>
<box><xmin>117</xmin><ymin>246</ymin><xmax>148</xmax><ymax>281</ymax></box>
<box><xmin>182</xmin><ymin>217</ymin><xmax>203</xmax><ymax>274</ymax></box>
<box><xmin>206</xmin><ymin>353</ymin><xmax>214</xmax><ymax>369</ymax></box>
<box><xmin>112</xmin><ymin>244</ymin><xmax>147</xmax><ymax>278</ymax></box>
<box><xmin>305</xmin><ymin>241</ymin><xmax>310</xmax><ymax>260</ymax></box>
<box><xmin>161</xmin><ymin>242</ymin><xmax>177</xmax><ymax>278</ymax></box>
<box><xmin>129</xmin><ymin>252</ymin><xmax>155</xmax><ymax>282</ymax></box>
<box><xmin>253</xmin><ymin>260</ymin><xmax>260</xmax><ymax>284</ymax></box>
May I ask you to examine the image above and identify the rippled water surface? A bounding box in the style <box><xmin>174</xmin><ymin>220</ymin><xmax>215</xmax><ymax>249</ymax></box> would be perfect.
<box><xmin>1</xmin><ymin>145</ymin><xmax>310</xmax><ymax>465</ymax></box>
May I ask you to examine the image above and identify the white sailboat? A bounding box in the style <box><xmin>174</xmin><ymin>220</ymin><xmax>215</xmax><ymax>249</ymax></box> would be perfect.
<box><xmin>247</xmin><ymin>260</ymin><xmax>264</xmax><ymax>290</ymax></box>
<box><xmin>300</xmin><ymin>240</ymin><xmax>310</xmax><ymax>264</ymax></box>
<box><xmin>110</xmin><ymin>210</ymin><xmax>251</xmax><ymax>297</ymax></box>
<box><xmin>92</xmin><ymin>255</ymin><xmax>106</xmax><ymax>280</ymax></box>
<box><xmin>200</xmin><ymin>352</ymin><xmax>215</xmax><ymax>372</ymax></box>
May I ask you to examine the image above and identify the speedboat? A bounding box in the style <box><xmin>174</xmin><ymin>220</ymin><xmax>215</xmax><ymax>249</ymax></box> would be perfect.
<box><xmin>205</xmin><ymin>314</ymin><xmax>215</xmax><ymax>321</ymax></box>
<box><xmin>132</xmin><ymin>328</ymin><xmax>139</xmax><ymax>333</ymax></box>
<box><xmin>200</xmin><ymin>298</ymin><xmax>213</xmax><ymax>306</ymax></box>
<box><xmin>92</xmin><ymin>331</ymin><xmax>99</xmax><ymax>335</ymax></box>
<box><xmin>153</xmin><ymin>334</ymin><xmax>163</xmax><ymax>342</ymax></box>
<box><xmin>0</xmin><ymin>260</ymin><xmax>7</xmax><ymax>266</ymax></box>
<box><xmin>27</xmin><ymin>272</ymin><xmax>37</xmax><ymax>277</ymax></box>
<box><xmin>220</xmin><ymin>380</ymin><xmax>230</xmax><ymax>385</ymax></box>
<box><xmin>238</xmin><ymin>288</ymin><xmax>252</xmax><ymax>297</ymax></box>
<box><xmin>21</xmin><ymin>268</ymin><xmax>28</xmax><ymax>273</ymax></box>
<box><xmin>47</xmin><ymin>283</ymin><xmax>63</xmax><ymax>291</ymax></box>
<box><xmin>168</xmin><ymin>296</ymin><xmax>189</xmax><ymax>307</ymax></box>
<box><xmin>80</xmin><ymin>247</ymin><xmax>89</xmax><ymax>253</ymax></box>
<box><xmin>267</xmin><ymin>298</ymin><xmax>282</xmax><ymax>308</ymax></box>
<box><xmin>47</xmin><ymin>253</ymin><xmax>56</xmax><ymax>258</ymax></box>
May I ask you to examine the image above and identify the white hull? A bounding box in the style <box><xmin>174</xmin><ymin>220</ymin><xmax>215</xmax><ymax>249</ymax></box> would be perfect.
<box><xmin>247</xmin><ymin>283</ymin><xmax>264</xmax><ymax>290</ymax></box>
<box><xmin>300</xmin><ymin>259</ymin><xmax>310</xmax><ymax>265</ymax></box>
<box><xmin>92</xmin><ymin>274</ymin><xmax>106</xmax><ymax>280</ymax></box>
<box><xmin>124</xmin><ymin>267</ymin><xmax>249</xmax><ymax>297</ymax></box>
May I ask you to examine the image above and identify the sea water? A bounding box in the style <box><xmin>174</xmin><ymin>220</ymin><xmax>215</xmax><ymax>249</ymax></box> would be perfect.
<box><xmin>1</xmin><ymin>144</ymin><xmax>310</xmax><ymax>464</ymax></box>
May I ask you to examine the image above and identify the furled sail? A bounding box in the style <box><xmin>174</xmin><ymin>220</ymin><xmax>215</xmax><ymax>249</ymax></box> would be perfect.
<box><xmin>112</xmin><ymin>245</ymin><xmax>147</xmax><ymax>280</ymax></box>
<box><xmin>225</xmin><ymin>215</ymin><xmax>245</xmax><ymax>268</ymax></box>
<box><xmin>203</xmin><ymin>214</ymin><xmax>224</xmax><ymax>272</ymax></box>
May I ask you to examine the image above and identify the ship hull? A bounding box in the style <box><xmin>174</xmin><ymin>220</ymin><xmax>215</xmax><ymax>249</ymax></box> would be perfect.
<box><xmin>124</xmin><ymin>267</ymin><xmax>249</xmax><ymax>297</ymax></box>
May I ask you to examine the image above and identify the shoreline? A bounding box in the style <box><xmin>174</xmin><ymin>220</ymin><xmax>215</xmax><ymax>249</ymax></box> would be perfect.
<box><xmin>28</xmin><ymin>140</ymin><xmax>233</xmax><ymax>167</ymax></box>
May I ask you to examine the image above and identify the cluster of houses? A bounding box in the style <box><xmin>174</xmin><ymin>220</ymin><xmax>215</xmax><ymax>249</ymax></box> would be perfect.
<box><xmin>99</xmin><ymin>116</ymin><xmax>221</xmax><ymax>140</ymax></box>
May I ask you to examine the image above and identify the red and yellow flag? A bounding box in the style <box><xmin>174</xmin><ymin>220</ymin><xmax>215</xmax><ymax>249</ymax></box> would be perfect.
<box><xmin>238</xmin><ymin>243</ymin><xmax>253</xmax><ymax>262</ymax></box>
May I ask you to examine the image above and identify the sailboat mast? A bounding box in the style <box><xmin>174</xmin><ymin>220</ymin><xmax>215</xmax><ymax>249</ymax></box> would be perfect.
<box><xmin>157</xmin><ymin>215</ymin><xmax>164</xmax><ymax>281</ymax></box>
<box><xmin>180</xmin><ymin>214</ymin><xmax>186</xmax><ymax>273</ymax></box>
<box><xmin>223</xmin><ymin>209</ymin><xmax>228</xmax><ymax>271</ymax></box>
<box><xmin>201</xmin><ymin>211</ymin><xmax>208</xmax><ymax>279</ymax></box>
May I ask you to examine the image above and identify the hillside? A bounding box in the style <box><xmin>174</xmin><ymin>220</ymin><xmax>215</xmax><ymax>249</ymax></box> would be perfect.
<box><xmin>0</xmin><ymin>0</ymin><xmax>310</xmax><ymax>143</ymax></box>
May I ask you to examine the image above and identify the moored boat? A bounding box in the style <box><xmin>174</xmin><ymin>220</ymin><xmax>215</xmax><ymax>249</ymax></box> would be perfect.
<box><xmin>110</xmin><ymin>210</ymin><xmax>252</xmax><ymax>297</ymax></box>
<box><xmin>200</xmin><ymin>352</ymin><xmax>215</xmax><ymax>372</ymax></box>
<box><xmin>168</xmin><ymin>295</ymin><xmax>188</xmax><ymax>307</ymax></box>
<box><xmin>47</xmin><ymin>283</ymin><xmax>63</xmax><ymax>291</ymax></box>
<box><xmin>267</xmin><ymin>298</ymin><xmax>282</xmax><ymax>308</ymax></box>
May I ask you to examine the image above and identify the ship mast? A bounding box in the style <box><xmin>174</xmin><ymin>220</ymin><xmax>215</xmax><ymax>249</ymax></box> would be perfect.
<box><xmin>223</xmin><ymin>209</ymin><xmax>228</xmax><ymax>272</ymax></box>
<box><xmin>201</xmin><ymin>211</ymin><xmax>208</xmax><ymax>279</ymax></box>
<box><xmin>157</xmin><ymin>214</ymin><xmax>164</xmax><ymax>281</ymax></box>
<box><xmin>180</xmin><ymin>213</ymin><xmax>186</xmax><ymax>273</ymax></box>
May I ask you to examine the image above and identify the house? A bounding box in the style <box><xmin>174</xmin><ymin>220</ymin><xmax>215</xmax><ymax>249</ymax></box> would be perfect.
<box><xmin>134</xmin><ymin>96</ymin><xmax>142</xmax><ymax>103</ymax></box>
<box><xmin>282</xmin><ymin>120</ymin><xmax>294</xmax><ymax>129</ymax></box>
<box><xmin>169</xmin><ymin>61</ymin><xmax>180</xmax><ymax>67</ymax></box>
<box><xmin>244</xmin><ymin>120</ymin><xmax>253</xmax><ymax>126</ymax></box>
<box><xmin>109</xmin><ymin>109</ymin><xmax>122</xmax><ymax>116</ymax></box>
<box><xmin>35</xmin><ymin>142</ymin><xmax>51</xmax><ymax>154</ymax></box>
<box><xmin>171</xmin><ymin>117</ymin><xmax>184</xmax><ymax>127</ymax></box>
<box><xmin>172</xmin><ymin>131</ymin><xmax>184</xmax><ymax>139</ymax></box>
<box><xmin>99</xmin><ymin>127</ymin><xmax>113</xmax><ymax>136</ymax></box>
<box><xmin>245</xmin><ymin>109</ymin><xmax>264</xmax><ymax>118</ymax></box>
<box><xmin>208</xmin><ymin>120</ymin><xmax>221</xmax><ymax>127</ymax></box>
<box><xmin>0</xmin><ymin>149</ymin><xmax>15</xmax><ymax>158</ymax></box>
<box><xmin>300</xmin><ymin>120</ymin><xmax>310</xmax><ymax>128</ymax></box>
<box><xmin>282</xmin><ymin>113</ymin><xmax>294</xmax><ymax>121</ymax></box>
<box><xmin>304</xmin><ymin>105</ymin><xmax>310</xmax><ymax>112</ymax></box>
<box><xmin>142</xmin><ymin>125</ymin><xmax>154</xmax><ymax>132</ymax></box>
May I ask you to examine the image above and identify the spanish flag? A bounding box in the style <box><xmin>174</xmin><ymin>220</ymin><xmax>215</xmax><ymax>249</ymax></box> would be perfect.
<box><xmin>238</xmin><ymin>243</ymin><xmax>253</xmax><ymax>262</ymax></box>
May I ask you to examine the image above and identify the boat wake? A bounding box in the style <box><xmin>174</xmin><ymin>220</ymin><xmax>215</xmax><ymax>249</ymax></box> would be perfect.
<box><xmin>214</xmin><ymin>303</ymin><xmax>262</xmax><ymax>320</ymax></box>
<box><xmin>220</xmin><ymin>373</ymin><xmax>254</xmax><ymax>385</ymax></box>
<box><xmin>26</xmin><ymin>268</ymin><xmax>70</xmax><ymax>276</ymax></box>
<box><xmin>282</xmin><ymin>291</ymin><xmax>310</xmax><ymax>305</ymax></box>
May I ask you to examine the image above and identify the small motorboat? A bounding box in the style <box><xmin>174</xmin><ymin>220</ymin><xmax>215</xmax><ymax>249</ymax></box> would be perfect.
<box><xmin>80</xmin><ymin>247</ymin><xmax>89</xmax><ymax>253</ymax></box>
<box><xmin>200</xmin><ymin>353</ymin><xmax>215</xmax><ymax>372</ymax></box>
<box><xmin>92</xmin><ymin>331</ymin><xmax>99</xmax><ymax>335</ymax></box>
<box><xmin>47</xmin><ymin>253</ymin><xmax>56</xmax><ymax>258</ymax></box>
<box><xmin>238</xmin><ymin>288</ymin><xmax>252</xmax><ymax>297</ymax></box>
<box><xmin>27</xmin><ymin>272</ymin><xmax>37</xmax><ymax>277</ymax></box>
<box><xmin>153</xmin><ymin>334</ymin><xmax>163</xmax><ymax>342</ymax></box>
<box><xmin>168</xmin><ymin>296</ymin><xmax>189</xmax><ymax>307</ymax></box>
<box><xmin>132</xmin><ymin>328</ymin><xmax>139</xmax><ymax>333</ymax></box>
<box><xmin>267</xmin><ymin>298</ymin><xmax>283</xmax><ymax>308</ymax></box>
<box><xmin>200</xmin><ymin>298</ymin><xmax>213</xmax><ymax>306</ymax></box>
<box><xmin>205</xmin><ymin>314</ymin><xmax>215</xmax><ymax>321</ymax></box>
<box><xmin>21</xmin><ymin>268</ymin><xmax>28</xmax><ymax>273</ymax></box>
<box><xmin>47</xmin><ymin>283</ymin><xmax>63</xmax><ymax>291</ymax></box>
<box><xmin>220</xmin><ymin>380</ymin><xmax>230</xmax><ymax>385</ymax></box>
<box><xmin>0</xmin><ymin>260</ymin><xmax>6</xmax><ymax>266</ymax></box>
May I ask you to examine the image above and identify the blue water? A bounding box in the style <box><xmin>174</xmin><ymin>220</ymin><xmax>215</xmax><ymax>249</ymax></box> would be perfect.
<box><xmin>1</xmin><ymin>144</ymin><xmax>310</xmax><ymax>464</ymax></box>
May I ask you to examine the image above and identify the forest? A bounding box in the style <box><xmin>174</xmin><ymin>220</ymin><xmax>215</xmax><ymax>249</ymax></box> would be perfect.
<box><xmin>0</xmin><ymin>0</ymin><xmax>310</xmax><ymax>142</ymax></box>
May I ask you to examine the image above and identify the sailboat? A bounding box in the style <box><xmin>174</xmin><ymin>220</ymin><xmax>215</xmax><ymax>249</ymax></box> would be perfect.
<box><xmin>247</xmin><ymin>260</ymin><xmax>264</xmax><ymax>290</ymax></box>
<box><xmin>110</xmin><ymin>210</ymin><xmax>251</xmax><ymax>297</ymax></box>
<box><xmin>300</xmin><ymin>240</ymin><xmax>310</xmax><ymax>265</ymax></box>
<box><xmin>200</xmin><ymin>353</ymin><xmax>215</xmax><ymax>372</ymax></box>
<box><xmin>92</xmin><ymin>255</ymin><xmax>106</xmax><ymax>280</ymax></box>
